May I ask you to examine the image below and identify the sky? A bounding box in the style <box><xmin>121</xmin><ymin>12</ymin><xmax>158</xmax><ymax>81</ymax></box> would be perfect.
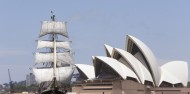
<box><xmin>0</xmin><ymin>0</ymin><xmax>190</xmax><ymax>84</ymax></box>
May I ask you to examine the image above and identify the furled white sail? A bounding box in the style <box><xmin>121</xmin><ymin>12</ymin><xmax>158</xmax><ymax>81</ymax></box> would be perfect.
<box><xmin>33</xmin><ymin>66</ymin><xmax>74</xmax><ymax>84</ymax></box>
<box><xmin>35</xmin><ymin>53</ymin><xmax>73</xmax><ymax>64</ymax></box>
<box><xmin>37</xmin><ymin>40</ymin><xmax>71</xmax><ymax>50</ymax></box>
<box><xmin>40</xmin><ymin>21</ymin><xmax>68</xmax><ymax>37</ymax></box>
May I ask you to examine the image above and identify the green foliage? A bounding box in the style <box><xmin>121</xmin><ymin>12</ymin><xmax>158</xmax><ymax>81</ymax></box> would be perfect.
<box><xmin>13</xmin><ymin>84</ymin><xmax>38</xmax><ymax>93</ymax></box>
<box><xmin>13</xmin><ymin>84</ymin><xmax>27</xmax><ymax>92</ymax></box>
<box><xmin>187</xmin><ymin>82</ymin><xmax>190</xmax><ymax>87</ymax></box>
<box><xmin>3</xmin><ymin>81</ymin><xmax>38</xmax><ymax>93</ymax></box>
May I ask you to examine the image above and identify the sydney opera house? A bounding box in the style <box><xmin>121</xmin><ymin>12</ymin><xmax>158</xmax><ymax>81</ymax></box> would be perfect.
<box><xmin>72</xmin><ymin>35</ymin><xmax>189</xmax><ymax>94</ymax></box>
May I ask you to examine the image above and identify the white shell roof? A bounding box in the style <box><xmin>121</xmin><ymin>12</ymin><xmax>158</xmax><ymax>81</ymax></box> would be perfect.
<box><xmin>94</xmin><ymin>56</ymin><xmax>140</xmax><ymax>82</ymax></box>
<box><xmin>126</xmin><ymin>35</ymin><xmax>160</xmax><ymax>86</ymax></box>
<box><xmin>160</xmin><ymin>61</ymin><xmax>188</xmax><ymax>86</ymax></box>
<box><xmin>159</xmin><ymin>68</ymin><xmax>182</xmax><ymax>86</ymax></box>
<box><xmin>83</xmin><ymin>34</ymin><xmax>188</xmax><ymax>87</ymax></box>
<box><xmin>75</xmin><ymin>64</ymin><xmax>95</xmax><ymax>79</ymax></box>
<box><xmin>113</xmin><ymin>48</ymin><xmax>154</xmax><ymax>84</ymax></box>
<box><xmin>104</xmin><ymin>44</ymin><xmax>113</xmax><ymax>57</ymax></box>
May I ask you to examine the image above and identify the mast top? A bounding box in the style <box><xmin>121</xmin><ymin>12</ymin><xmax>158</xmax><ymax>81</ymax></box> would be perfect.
<box><xmin>51</xmin><ymin>11</ymin><xmax>55</xmax><ymax>21</ymax></box>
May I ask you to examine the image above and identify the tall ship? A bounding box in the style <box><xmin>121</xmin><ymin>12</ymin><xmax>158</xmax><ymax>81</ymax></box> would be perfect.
<box><xmin>33</xmin><ymin>13</ymin><xmax>75</xmax><ymax>94</ymax></box>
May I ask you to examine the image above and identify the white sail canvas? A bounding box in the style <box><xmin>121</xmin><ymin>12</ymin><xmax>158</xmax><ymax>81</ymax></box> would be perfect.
<box><xmin>37</xmin><ymin>40</ymin><xmax>71</xmax><ymax>50</ymax></box>
<box><xmin>35</xmin><ymin>53</ymin><xmax>73</xmax><ymax>64</ymax></box>
<box><xmin>33</xmin><ymin>66</ymin><xmax>74</xmax><ymax>83</ymax></box>
<box><xmin>40</xmin><ymin>21</ymin><xmax>68</xmax><ymax>37</ymax></box>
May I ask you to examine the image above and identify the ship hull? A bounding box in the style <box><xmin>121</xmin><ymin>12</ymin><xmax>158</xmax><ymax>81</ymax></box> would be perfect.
<box><xmin>41</xmin><ymin>89</ymin><xmax>65</xmax><ymax>94</ymax></box>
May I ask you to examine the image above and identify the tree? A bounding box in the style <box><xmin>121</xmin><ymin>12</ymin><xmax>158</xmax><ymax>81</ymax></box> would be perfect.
<box><xmin>187</xmin><ymin>82</ymin><xmax>190</xmax><ymax>87</ymax></box>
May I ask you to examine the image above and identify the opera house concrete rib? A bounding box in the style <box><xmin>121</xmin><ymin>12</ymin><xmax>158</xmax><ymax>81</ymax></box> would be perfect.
<box><xmin>75</xmin><ymin>35</ymin><xmax>188</xmax><ymax>88</ymax></box>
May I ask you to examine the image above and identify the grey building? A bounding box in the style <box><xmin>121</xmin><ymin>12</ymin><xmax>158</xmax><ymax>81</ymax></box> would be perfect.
<box><xmin>26</xmin><ymin>73</ymin><xmax>36</xmax><ymax>86</ymax></box>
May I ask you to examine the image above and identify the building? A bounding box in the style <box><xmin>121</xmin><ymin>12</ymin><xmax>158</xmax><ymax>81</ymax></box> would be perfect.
<box><xmin>26</xmin><ymin>73</ymin><xmax>36</xmax><ymax>86</ymax></box>
<box><xmin>72</xmin><ymin>35</ymin><xmax>189</xmax><ymax>94</ymax></box>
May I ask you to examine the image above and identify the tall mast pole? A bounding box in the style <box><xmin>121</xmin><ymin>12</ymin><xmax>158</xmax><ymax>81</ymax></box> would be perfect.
<box><xmin>53</xmin><ymin>34</ymin><xmax>57</xmax><ymax>79</ymax></box>
<box><xmin>51</xmin><ymin>11</ymin><xmax>57</xmax><ymax>79</ymax></box>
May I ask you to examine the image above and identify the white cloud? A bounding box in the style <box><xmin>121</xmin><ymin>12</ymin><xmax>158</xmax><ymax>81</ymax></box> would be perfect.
<box><xmin>0</xmin><ymin>50</ymin><xmax>28</xmax><ymax>57</ymax></box>
<box><xmin>73</xmin><ymin>14</ymin><xmax>81</xmax><ymax>21</ymax></box>
<box><xmin>70</xmin><ymin>14</ymin><xmax>82</xmax><ymax>22</ymax></box>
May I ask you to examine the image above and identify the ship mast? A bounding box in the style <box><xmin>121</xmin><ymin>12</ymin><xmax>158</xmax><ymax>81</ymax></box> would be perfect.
<box><xmin>51</xmin><ymin>11</ymin><xmax>57</xmax><ymax>79</ymax></box>
<box><xmin>33</xmin><ymin>12</ymin><xmax>74</xmax><ymax>92</ymax></box>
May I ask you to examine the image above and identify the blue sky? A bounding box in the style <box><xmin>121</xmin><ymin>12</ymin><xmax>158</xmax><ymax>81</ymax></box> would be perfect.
<box><xmin>0</xmin><ymin>0</ymin><xmax>190</xmax><ymax>84</ymax></box>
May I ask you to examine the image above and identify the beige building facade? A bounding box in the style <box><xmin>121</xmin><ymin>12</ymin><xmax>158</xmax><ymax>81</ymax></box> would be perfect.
<box><xmin>72</xmin><ymin>80</ymin><xmax>190</xmax><ymax>94</ymax></box>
